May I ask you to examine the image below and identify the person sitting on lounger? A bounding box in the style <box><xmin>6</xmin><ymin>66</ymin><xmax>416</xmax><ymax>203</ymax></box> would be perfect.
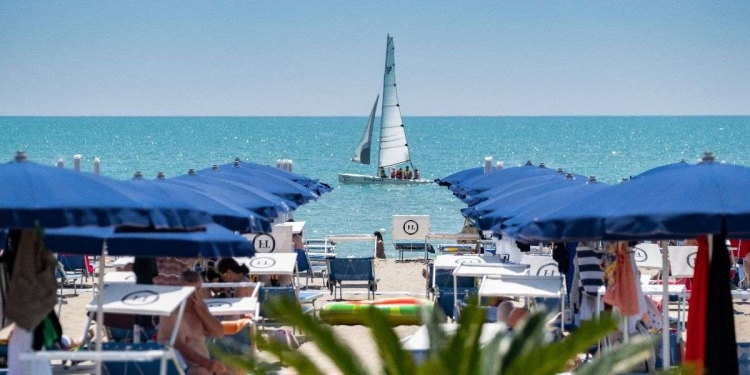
<box><xmin>217</xmin><ymin>258</ymin><xmax>257</xmax><ymax>303</ymax></box>
<box><xmin>158</xmin><ymin>270</ymin><xmax>226</xmax><ymax>375</ymax></box>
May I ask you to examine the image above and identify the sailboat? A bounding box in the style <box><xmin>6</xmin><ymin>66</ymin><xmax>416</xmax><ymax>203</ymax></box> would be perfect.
<box><xmin>338</xmin><ymin>35</ymin><xmax>432</xmax><ymax>185</ymax></box>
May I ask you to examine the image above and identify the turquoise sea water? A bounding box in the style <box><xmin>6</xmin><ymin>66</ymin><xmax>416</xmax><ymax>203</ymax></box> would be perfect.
<box><xmin>1</xmin><ymin>116</ymin><xmax>749</xmax><ymax>256</ymax></box>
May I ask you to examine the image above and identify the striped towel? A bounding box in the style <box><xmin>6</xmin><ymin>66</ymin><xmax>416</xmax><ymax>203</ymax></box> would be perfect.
<box><xmin>577</xmin><ymin>247</ymin><xmax>604</xmax><ymax>296</ymax></box>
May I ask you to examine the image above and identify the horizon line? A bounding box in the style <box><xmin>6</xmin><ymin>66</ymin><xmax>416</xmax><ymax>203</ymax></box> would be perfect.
<box><xmin>2</xmin><ymin>114</ymin><xmax>749</xmax><ymax>118</ymax></box>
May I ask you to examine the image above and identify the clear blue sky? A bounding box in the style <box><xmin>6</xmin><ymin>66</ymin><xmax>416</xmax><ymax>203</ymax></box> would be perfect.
<box><xmin>1</xmin><ymin>1</ymin><xmax>748</xmax><ymax>116</ymax></box>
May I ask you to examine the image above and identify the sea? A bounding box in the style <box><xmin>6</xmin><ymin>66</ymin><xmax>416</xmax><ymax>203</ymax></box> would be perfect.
<box><xmin>2</xmin><ymin>116</ymin><xmax>749</xmax><ymax>256</ymax></box>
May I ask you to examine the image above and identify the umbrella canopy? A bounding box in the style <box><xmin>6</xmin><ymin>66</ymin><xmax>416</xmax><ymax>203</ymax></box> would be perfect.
<box><xmin>450</xmin><ymin>164</ymin><xmax>561</xmax><ymax>198</ymax></box>
<box><xmin>198</xmin><ymin>163</ymin><xmax>318</xmax><ymax>205</ymax></box>
<box><xmin>44</xmin><ymin>223</ymin><xmax>255</xmax><ymax>258</ymax></box>
<box><xmin>224</xmin><ymin>159</ymin><xmax>332</xmax><ymax>194</ymax></box>
<box><xmin>513</xmin><ymin>156</ymin><xmax>750</xmax><ymax>242</ymax></box>
<box><xmin>169</xmin><ymin>171</ymin><xmax>295</xmax><ymax>219</ymax></box>
<box><xmin>435</xmin><ymin>166</ymin><xmax>485</xmax><ymax>187</ymax></box>
<box><xmin>469</xmin><ymin>179</ymin><xmax>602</xmax><ymax>231</ymax></box>
<box><xmin>462</xmin><ymin>173</ymin><xmax>583</xmax><ymax>206</ymax></box>
<box><xmin>630</xmin><ymin>160</ymin><xmax>689</xmax><ymax>179</ymax></box>
<box><xmin>0</xmin><ymin>153</ymin><xmax>212</xmax><ymax>229</ymax></box>
<box><xmin>499</xmin><ymin>182</ymin><xmax>611</xmax><ymax>236</ymax></box>
<box><xmin>124</xmin><ymin>178</ymin><xmax>272</xmax><ymax>233</ymax></box>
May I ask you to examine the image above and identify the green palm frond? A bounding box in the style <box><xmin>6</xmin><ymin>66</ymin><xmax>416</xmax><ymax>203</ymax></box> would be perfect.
<box><xmin>213</xmin><ymin>296</ymin><xmax>684</xmax><ymax>375</ymax></box>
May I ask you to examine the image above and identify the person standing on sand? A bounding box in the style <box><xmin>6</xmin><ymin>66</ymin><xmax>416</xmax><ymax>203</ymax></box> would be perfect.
<box><xmin>374</xmin><ymin>230</ymin><xmax>386</xmax><ymax>259</ymax></box>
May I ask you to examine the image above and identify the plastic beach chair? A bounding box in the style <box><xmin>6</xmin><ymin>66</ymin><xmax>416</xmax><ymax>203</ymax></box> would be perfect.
<box><xmin>296</xmin><ymin>249</ymin><xmax>326</xmax><ymax>287</ymax></box>
<box><xmin>56</xmin><ymin>262</ymin><xmax>83</xmax><ymax>302</ymax></box>
<box><xmin>258</xmin><ymin>286</ymin><xmax>313</xmax><ymax>333</ymax></box>
<box><xmin>426</xmin><ymin>263</ymin><xmax>475</xmax><ymax>300</ymax></box>
<box><xmin>326</xmin><ymin>257</ymin><xmax>377</xmax><ymax>300</ymax></box>
<box><xmin>100</xmin><ymin>342</ymin><xmax>183</xmax><ymax>375</ymax></box>
<box><xmin>58</xmin><ymin>254</ymin><xmax>91</xmax><ymax>281</ymax></box>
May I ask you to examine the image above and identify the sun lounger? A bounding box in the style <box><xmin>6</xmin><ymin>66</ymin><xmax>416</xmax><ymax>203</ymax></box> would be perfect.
<box><xmin>296</xmin><ymin>249</ymin><xmax>326</xmax><ymax>287</ymax></box>
<box><xmin>426</xmin><ymin>264</ymin><xmax>475</xmax><ymax>299</ymax></box>
<box><xmin>258</xmin><ymin>286</ymin><xmax>313</xmax><ymax>332</ymax></box>
<box><xmin>327</xmin><ymin>257</ymin><xmax>377</xmax><ymax>299</ymax></box>
<box><xmin>58</xmin><ymin>254</ymin><xmax>92</xmax><ymax>281</ymax></box>
<box><xmin>56</xmin><ymin>261</ymin><xmax>83</xmax><ymax>299</ymax></box>
<box><xmin>395</xmin><ymin>242</ymin><xmax>436</xmax><ymax>261</ymax></box>
<box><xmin>100</xmin><ymin>342</ymin><xmax>184</xmax><ymax>375</ymax></box>
<box><xmin>435</xmin><ymin>286</ymin><xmax>476</xmax><ymax>320</ymax></box>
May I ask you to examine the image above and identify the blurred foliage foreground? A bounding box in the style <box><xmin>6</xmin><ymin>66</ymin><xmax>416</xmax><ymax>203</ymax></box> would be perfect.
<box><xmin>212</xmin><ymin>298</ymin><xmax>689</xmax><ymax>375</ymax></box>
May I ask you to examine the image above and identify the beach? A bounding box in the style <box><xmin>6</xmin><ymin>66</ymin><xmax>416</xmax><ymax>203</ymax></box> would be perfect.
<box><xmin>11</xmin><ymin>257</ymin><xmax>749</xmax><ymax>374</ymax></box>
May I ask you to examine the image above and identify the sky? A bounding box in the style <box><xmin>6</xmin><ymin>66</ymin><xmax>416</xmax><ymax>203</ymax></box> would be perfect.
<box><xmin>1</xmin><ymin>2</ymin><xmax>749</xmax><ymax>116</ymax></box>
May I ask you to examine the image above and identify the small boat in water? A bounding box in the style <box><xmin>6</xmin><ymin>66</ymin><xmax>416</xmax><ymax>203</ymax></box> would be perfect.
<box><xmin>338</xmin><ymin>35</ymin><xmax>432</xmax><ymax>185</ymax></box>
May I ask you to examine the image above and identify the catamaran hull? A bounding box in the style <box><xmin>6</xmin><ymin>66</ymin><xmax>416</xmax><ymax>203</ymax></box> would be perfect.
<box><xmin>338</xmin><ymin>173</ymin><xmax>433</xmax><ymax>185</ymax></box>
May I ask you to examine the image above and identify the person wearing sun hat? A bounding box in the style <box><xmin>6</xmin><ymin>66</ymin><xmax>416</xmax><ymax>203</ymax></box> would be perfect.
<box><xmin>374</xmin><ymin>228</ymin><xmax>386</xmax><ymax>259</ymax></box>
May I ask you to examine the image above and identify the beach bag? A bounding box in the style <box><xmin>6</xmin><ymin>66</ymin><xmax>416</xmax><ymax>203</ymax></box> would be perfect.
<box><xmin>5</xmin><ymin>230</ymin><xmax>58</xmax><ymax>331</ymax></box>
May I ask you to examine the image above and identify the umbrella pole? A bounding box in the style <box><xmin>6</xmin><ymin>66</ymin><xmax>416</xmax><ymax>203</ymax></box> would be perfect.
<box><xmin>94</xmin><ymin>241</ymin><xmax>107</xmax><ymax>375</ymax></box>
<box><xmin>661</xmin><ymin>240</ymin><xmax>670</xmax><ymax>369</ymax></box>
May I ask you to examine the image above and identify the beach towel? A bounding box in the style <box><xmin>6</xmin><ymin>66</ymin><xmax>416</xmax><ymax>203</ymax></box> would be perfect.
<box><xmin>685</xmin><ymin>236</ymin><xmax>708</xmax><ymax>371</ymax></box>
<box><xmin>602</xmin><ymin>242</ymin><xmax>643</xmax><ymax>317</ymax></box>
<box><xmin>576</xmin><ymin>246</ymin><xmax>603</xmax><ymax>297</ymax></box>
<box><xmin>5</xmin><ymin>229</ymin><xmax>58</xmax><ymax>331</ymax></box>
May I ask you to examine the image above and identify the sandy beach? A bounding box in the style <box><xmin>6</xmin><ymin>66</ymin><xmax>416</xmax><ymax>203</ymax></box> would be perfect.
<box><xmin>2</xmin><ymin>257</ymin><xmax>748</xmax><ymax>374</ymax></box>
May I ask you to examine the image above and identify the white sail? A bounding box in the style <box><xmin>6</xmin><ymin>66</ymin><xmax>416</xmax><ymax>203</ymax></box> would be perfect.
<box><xmin>378</xmin><ymin>35</ymin><xmax>411</xmax><ymax>168</ymax></box>
<box><xmin>351</xmin><ymin>95</ymin><xmax>379</xmax><ymax>165</ymax></box>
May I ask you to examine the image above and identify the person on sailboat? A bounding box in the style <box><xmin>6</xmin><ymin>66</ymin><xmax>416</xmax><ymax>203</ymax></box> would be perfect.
<box><xmin>413</xmin><ymin>169</ymin><xmax>421</xmax><ymax>180</ymax></box>
<box><xmin>390</xmin><ymin>168</ymin><xmax>396</xmax><ymax>178</ymax></box>
<box><xmin>404</xmin><ymin>166</ymin><xmax>413</xmax><ymax>179</ymax></box>
<box><xmin>396</xmin><ymin>168</ymin><xmax>403</xmax><ymax>179</ymax></box>
<box><xmin>378</xmin><ymin>166</ymin><xmax>387</xmax><ymax>178</ymax></box>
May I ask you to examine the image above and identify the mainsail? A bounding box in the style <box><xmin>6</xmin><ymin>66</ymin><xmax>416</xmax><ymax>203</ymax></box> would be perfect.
<box><xmin>378</xmin><ymin>35</ymin><xmax>411</xmax><ymax>169</ymax></box>
<box><xmin>351</xmin><ymin>95</ymin><xmax>379</xmax><ymax>165</ymax></box>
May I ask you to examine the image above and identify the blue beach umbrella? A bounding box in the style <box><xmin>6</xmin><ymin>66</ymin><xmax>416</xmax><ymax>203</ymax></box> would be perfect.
<box><xmin>44</xmin><ymin>223</ymin><xmax>255</xmax><ymax>258</ymax></box>
<box><xmin>124</xmin><ymin>176</ymin><xmax>272</xmax><ymax>233</ymax></box>
<box><xmin>451</xmin><ymin>164</ymin><xmax>560</xmax><ymax>198</ymax></box>
<box><xmin>513</xmin><ymin>155</ymin><xmax>750</xmax><ymax>242</ymax></box>
<box><xmin>630</xmin><ymin>160</ymin><xmax>690</xmax><ymax>180</ymax></box>
<box><xmin>508</xmin><ymin>154</ymin><xmax>745</xmax><ymax>373</ymax></box>
<box><xmin>197</xmin><ymin>163</ymin><xmax>318</xmax><ymax>205</ymax></box>
<box><xmin>169</xmin><ymin>170</ymin><xmax>295</xmax><ymax>219</ymax></box>
<box><xmin>225</xmin><ymin>159</ymin><xmax>333</xmax><ymax>194</ymax></box>
<box><xmin>499</xmin><ymin>181</ymin><xmax>611</xmax><ymax>237</ymax></box>
<box><xmin>465</xmin><ymin>177</ymin><xmax>592</xmax><ymax>228</ymax></box>
<box><xmin>0</xmin><ymin>152</ymin><xmax>212</xmax><ymax>229</ymax></box>
<box><xmin>462</xmin><ymin>171</ymin><xmax>581</xmax><ymax>206</ymax></box>
<box><xmin>435</xmin><ymin>166</ymin><xmax>485</xmax><ymax>187</ymax></box>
